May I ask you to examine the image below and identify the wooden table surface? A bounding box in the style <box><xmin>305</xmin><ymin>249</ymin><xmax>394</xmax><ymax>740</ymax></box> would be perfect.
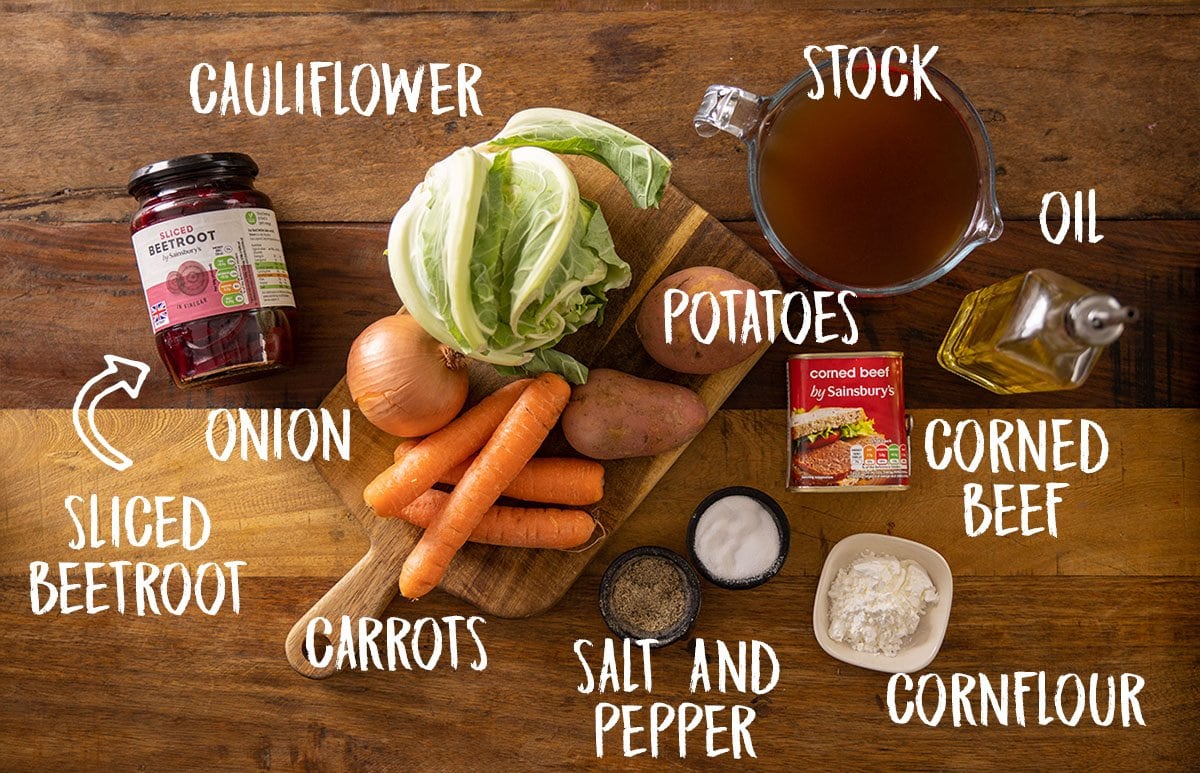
<box><xmin>1</xmin><ymin>2</ymin><xmax>1197</xmax><ymax>770</ymax></box>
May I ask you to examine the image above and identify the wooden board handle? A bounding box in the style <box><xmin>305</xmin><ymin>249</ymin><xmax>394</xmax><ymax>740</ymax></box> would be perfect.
<box><xmin>284</xmin><ymin>546</ymin><xmax>407</xmax><ymax>679</ymax></box>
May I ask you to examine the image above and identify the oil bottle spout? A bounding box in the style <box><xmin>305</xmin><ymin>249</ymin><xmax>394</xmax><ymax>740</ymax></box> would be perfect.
<box><xmin>1069</xmin><ymin>294</ymin><xmax>1140</xmax><ymax>346</ymax></box>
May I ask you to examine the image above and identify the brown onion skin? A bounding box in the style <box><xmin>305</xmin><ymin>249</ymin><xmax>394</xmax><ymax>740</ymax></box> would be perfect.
<box><xmin>346</xmin><ymin>313</ymin><xmax>469</xmax><ymax>437</ymax></box>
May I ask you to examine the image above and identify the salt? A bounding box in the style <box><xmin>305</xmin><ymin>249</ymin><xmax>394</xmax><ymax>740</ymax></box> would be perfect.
<box><xmin>692</xmin><ymin>495</ymin><xmax>782</xmax><ymax>582</ymax></box>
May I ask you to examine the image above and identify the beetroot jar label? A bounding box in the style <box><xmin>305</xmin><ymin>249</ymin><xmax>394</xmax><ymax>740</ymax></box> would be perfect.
<box><xmin>787</xmin><ymin>352</ymin><xmax>909</xmax><ymax>491</ymax></box>
<box><xmin>130</xmin><ymin>207</ymin><xmax>295</xmax><ymax>332</ymax></box>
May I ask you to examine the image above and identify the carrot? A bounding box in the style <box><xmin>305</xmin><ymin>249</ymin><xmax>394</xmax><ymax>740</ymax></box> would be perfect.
<box><xmin>388</xmin><ymin>490</ymin><xmax>596</xmax><ymax>549</ymax></box>
<box><xmin>394</xmin><ymin>442</ymin><xmax>605</xmax><ymax>506</ymax></box>
<box><xmin>364</xmin><ymin>379</ymin><xmax>531</xmax><ymax>517</ymax></box>
<box><xmin>399</xmin><ymin>372</ymin><xmax>572</xmax><ymax>598</ymax></box>
<box><xmin>393</xmin><ymin>439</ymin><xmax>420</xmax><ymax>459</ymax></box>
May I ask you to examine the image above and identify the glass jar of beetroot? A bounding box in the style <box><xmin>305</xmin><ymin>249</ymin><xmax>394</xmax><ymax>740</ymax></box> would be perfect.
<box><xmin>128</xmin><ymin>152</ymin><xmax>298</xmax><ymax>388</ymax></box>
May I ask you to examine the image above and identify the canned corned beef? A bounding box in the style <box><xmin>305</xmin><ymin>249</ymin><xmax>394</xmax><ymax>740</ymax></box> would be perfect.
<box><xmin>787</xmin><ymin>352</ymin><xmax>909</xmax><ymax>491</ymax></box>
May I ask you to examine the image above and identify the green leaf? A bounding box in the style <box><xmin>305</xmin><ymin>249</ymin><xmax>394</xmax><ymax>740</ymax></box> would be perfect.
<box><xmin>496</xmin><ymin>349</ymin><xmax>589</xmax><ymax>385</ymax></box>
<box><xmin>839</xmin><ymin>418</ymin><xmax>877</xmax><ymax>439</ymax></box>
<box><xmin>486</xmin><ymin>108</ymin><xmax>672</xmax><ymax>209</ymax></box>
<box><xmin>388</xmin><ymin>110</ymin><xmax>660</xmax><ymax>381</ymax></box>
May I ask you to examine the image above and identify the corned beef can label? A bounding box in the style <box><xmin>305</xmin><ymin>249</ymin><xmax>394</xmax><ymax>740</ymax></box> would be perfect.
<box><xmin>787</xmin><ymin>352</ymin><xmax>909</xmax><ymax>492</ymax></box>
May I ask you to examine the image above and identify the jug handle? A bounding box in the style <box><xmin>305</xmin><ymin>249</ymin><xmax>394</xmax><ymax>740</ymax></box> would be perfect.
<box><xmin>694</xmin><ymin>85</ymin><xmax>766</xmax><ymax>140</ymax></box>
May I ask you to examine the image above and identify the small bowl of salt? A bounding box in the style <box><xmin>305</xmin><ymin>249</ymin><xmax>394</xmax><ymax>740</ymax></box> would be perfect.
<box><xmin>686</xmin><ymin>487</ymin><xmax>790</xmax><ymax>590</ymax></box>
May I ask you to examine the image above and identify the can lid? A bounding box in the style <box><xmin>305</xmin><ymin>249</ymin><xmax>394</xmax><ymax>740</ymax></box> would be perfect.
<box><xmin>788</xmin><ymin>351</ymin><xmax>904</xmax><ymax>361</ymax></box>
<box><xmin>127</xmin><ymin>152</ymin><xmax>258</xmax><ymax>197</ymax></box>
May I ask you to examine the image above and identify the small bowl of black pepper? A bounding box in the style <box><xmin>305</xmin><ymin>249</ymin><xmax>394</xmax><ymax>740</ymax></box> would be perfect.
<box><xmin>599</xmin><ymin>546</ymin><xmax>701</xmax><ymax>648</ymax></box>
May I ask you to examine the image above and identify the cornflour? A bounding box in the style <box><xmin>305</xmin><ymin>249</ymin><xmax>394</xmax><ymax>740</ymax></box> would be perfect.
<box><xmin>827</xmin><ymin>550</ymin><xmax>938</xmax><ymax>656</ymax></box>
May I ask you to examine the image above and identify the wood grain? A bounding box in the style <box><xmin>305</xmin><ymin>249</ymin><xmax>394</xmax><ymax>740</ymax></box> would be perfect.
<box><xmin>724</xmin><ymin>219</ymin><xmax>1200</xmax><ymax>412</ymax></box>
<box><xmin>308</xmin><ymin>157</ymin><xmax>780</xmax><ymax>629</ymax></box>
<box><xmin>2</xmin><ymin>405</ymin><xmax>1195</xmax><ymax>755</ymax></box>
<box><xmin>0</xmin><ymin>409</ymin><xmax>353</xmax><ymax>578</ymax></box>
<box><xmin>611</xmin><ymin>408</ymin><xmax>1200</xmax><ymax>578</ymax></box>
<box><xmin>1</xmin><ymin>10</ymin><xmax>1197</xmax><ymax>223</ymax></box>
<box><xmin>1</xmin><ymin>575</ymin><xmax>1196</xmax><ymax>769</ymax></box>
<box><xmin>284</xmin><ymin>542</ymin><xmax>409</xmax><ymax>678</ymax></box>
<box><xmin>7</xmin><ymin>1</ymin><xmax>1193</xmax><ymax>12</ymax></box>
<box><xmin>1</xmin><ymin>220</ymin><xmax>1194</xmax><ymax>411</ymax></box>
<box><xmin>2</xmin><ymin>2</ymin><xmax>1197</xmax><ymax>767</ymax></box>
<box><xmin>4</xmin><ymin>407</ymin><xmax>1195</xmax><ymax>578</ymax></box>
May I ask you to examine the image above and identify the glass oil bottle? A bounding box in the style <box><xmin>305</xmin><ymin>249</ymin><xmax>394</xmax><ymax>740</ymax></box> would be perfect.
<box><xmin>937</xmin><ymin>269</ymin><xmax>1138</xmax><ymax>394</ymax></box>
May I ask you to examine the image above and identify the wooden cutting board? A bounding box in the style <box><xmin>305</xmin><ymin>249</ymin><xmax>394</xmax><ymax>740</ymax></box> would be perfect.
<box><xmin>289</xmin><ymin>156</ymin><xmax>780</xmax><ymax>674</ymax></box>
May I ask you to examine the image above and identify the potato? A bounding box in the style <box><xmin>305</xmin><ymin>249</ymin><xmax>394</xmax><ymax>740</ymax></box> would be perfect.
<box><xmin>636</xmin><ymin>266</ymin><xmax>761</xmax><ymax>375</ymax></box>
<box><xmin>563</xmin><ymin>369</ymin><xmax>709</xmax><ymax>460</ymax></box>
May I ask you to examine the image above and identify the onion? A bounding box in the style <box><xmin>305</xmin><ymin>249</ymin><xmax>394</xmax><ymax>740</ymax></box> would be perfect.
<box><xmin>346</xmin><ymin>313</ymin><xmax>469</xmax><ymax>437</ymax></box>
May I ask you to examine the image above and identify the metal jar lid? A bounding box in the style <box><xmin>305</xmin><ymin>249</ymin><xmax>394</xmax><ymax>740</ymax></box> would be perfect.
<box><xmin>127</xmin><ymin>152</ymin><xmax>259</xmax><ymax>197</ymax></box>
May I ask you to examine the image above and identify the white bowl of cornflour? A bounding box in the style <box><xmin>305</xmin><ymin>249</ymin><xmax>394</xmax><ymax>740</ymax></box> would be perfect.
<box><xmin>812</xmin><ymin>533</ymin><xmax>953</xmax><ymax>673</ymax></box>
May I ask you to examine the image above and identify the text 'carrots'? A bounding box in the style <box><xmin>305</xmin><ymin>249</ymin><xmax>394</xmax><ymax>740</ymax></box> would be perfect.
<box><xmin>399</xmin><ymin>372</ymin><xmax>573</xmax><ymax>599</ymax></box>
<box><xmin>385</xmin><ymin>490</ymin><xmax>596</xmax><ymax>549</ymax></box>
<box><xmin>394</xmin><ymin>441</ymin><xmax>604</xmax><ymax>506</ymax></box>
<box><xmin>364</xmin><ymin>378</ymin><xmax>530</xmax><ymax>517</ymax></box>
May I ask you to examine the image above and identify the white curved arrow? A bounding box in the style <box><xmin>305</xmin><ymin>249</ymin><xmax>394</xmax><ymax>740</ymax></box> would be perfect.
<box><xmin>72</xmin><ymin>355</ymin><xmax>151</xmax><ymax>472</ymax></box>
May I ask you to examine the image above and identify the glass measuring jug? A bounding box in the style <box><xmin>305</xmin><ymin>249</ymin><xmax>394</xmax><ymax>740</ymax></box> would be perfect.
<box><xmin>695</xmin><ymin>56</ymin><xmax>1002</xmax><ymax>296</ymax></box>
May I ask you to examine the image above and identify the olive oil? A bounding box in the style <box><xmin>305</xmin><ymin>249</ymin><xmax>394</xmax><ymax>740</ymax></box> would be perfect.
<box><xmin>756</xmin><ymin>79</ymin><xmax>980</xmax><ymax>290</ymax></box>
<box><xmin>937</xmin><ymin>269</ymin><xmax>1138</xmax><ymax>394</ymax></box>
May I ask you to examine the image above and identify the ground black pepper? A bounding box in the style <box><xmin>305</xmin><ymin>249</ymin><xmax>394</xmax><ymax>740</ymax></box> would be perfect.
<box><xmin>609</xmin><ymin>556</ymin><xmax>687</xmax><ymax>637</ymax></box>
